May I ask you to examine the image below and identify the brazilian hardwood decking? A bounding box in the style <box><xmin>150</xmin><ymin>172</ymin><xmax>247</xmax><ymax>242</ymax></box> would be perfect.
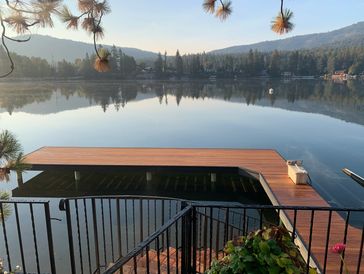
<box><xmin>24</xmin><ymin>147</ymin><xmax>363</xmax><ymax>273</ymax></box>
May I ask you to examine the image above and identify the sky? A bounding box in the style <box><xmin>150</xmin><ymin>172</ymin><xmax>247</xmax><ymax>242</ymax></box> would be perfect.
<box><xmin>30</xmin><ymin>0</ymin><xmax>364</xmax><ymax>54</ymax></box>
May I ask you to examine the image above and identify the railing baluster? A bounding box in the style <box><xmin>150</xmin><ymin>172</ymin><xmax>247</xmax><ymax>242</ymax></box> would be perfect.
<box><xmin>30</xmin><ymin>203</ymin><xmax>41</xmax><ymax>274</ymax></box>
<box><xmin>133</xmin><ymin>256</ymin><xmax>137</xmax><ymax>274</ymax></box>
<box><xmin>156</xmin><ymin>237</ymin><xmax>161</xmax><ymax>274</ymax></box>
<box><xmin>147</xmin><ymin>200</ymin><xmax>151</xmax><ymax>236</ymax></box>
<box><xmin>224</xmin><ymin>208</ymin><xmax>229</xmax><ymax>244</ymax></box>
<box><xmin>323</xmin><ymin>210</ymin><xmax>332</xmax><ymax>273</ymax></box>
<box><xmin>246</xmin><ymin>215</ymin><xmax>250</xmax><ymax>233</ymax></box>
<box><xmin>306</xmin><ymin>210</ymin><xmax>315</xmax><ymax>274</ymax></box>
<box><xmin>209</xmin><ymin>208</ymin><xmax>213</xmax><ymax>269</ymax></box>
<box><xmin>198</xmin><ymin>210</ymin><xmax>202</xmax><ymax>273</ymax></box>
<box><xmin>203</xmin><ymin>208</ymin><xmax>208</xmax><ymax>273</ymax></box>
<box><xmin>356</xmin><ymin>222</ymin><xmax>364</xmax><ymax>274</ymax></box>
<box><xmin>169</xmin><ymin>200</ymin><xmax>172</xmax><ymax>220</ymax></box>
<box><xmin>116</xmin><ymin>199</ymin><xmax>122</xmax><ymax>259</ymax></box>
<box><xmin>75</xmin><ymin>200</ymin><xmax>84</xmax><ymax>274</ymax></box>
<box><xmin>175</xmin><ymin>219</ymin><xmax>179</xmax><ymax>274</ymax></box>
<box><xmin>259</xmin><ymin>208</ymin><xmax>263</xmax><ymax>230</ymax></box>
<box><xmin>154</xmin><ymin>200</ymin><xmax>157</xmax><ymax>232</ymax></box>
<box><xmin>340</xmin><ymin>210</ymin><xmax>351</xmax><ymax>274</ymax></box>
<box><xmin>83</xmin><ymin>199</ymin><xmax>92</xmax><ymax>274</ymax></box>
<box><xmin>161</xmin><ymin>200</ymin><xmax>165</xmax><ymax>250</ymax></box>
<box><xmin>292</xmin><ymin>209</ymin><xmax>297</xmax><ymax>242</ymax></box>
<box><xmin>108</xmin><ymin>199</ymin><xmax>114</xmax><ymax>262</ymax></box>
<box><xmin>125</xmin><ymin>199</ymin><xmax>129</xmax><ymax>252</ymax></box>
<box><xmin>192</xmin><ymin>207</ymin><xmax>197</xmax><ymax>274</ymax></box>
<box><xmin>146</xmin><ymin>245</ymin><xmax>150</xmax><ymax>274</ymax></box>
<box><xmin>116</xmin><ymin>199</ymin><xmax>123</xmax><ymax>274</ymax></box>
<box><xmin>14</xmin><ymin>203</ymin><xmax>26</xmax><ymax>273</ymax></box>
<box><xmin>215</xmin><ymin>210</ymin><xmax>220</xmax><ymax>259</ymax></box>
<box><xmin>0</xmin><ymin>202</ymin><xmax>11</xmax><ymax>272</ymax></box>
<box><xmin>132</xmin><ymin>199</ymin><xmax>136</xmax><ymax>248</ymax></box>
<box><xmin>166</xmin><ymin>228</ymin><xmax>171</xmax><ymax>274</ymax></box>
<box><xmin>140</xmin><ymin>198</ymin><xmax>144</xmax><ymax>244</ymax></box>
<box><xmin>44</xmin><ymin>202</ymin><xmax>56</xmax><ymax>274</ymax></box>
<box><xmin>91</xmin><ymin>198</ymin><xmax>100</xmax><ymax>274</ymax></box>
<box><xmin>100</xmin><ymin>199</ymin><xmax>107</xmax><ymax>266</ymax></box>
<box><xmin>229</xmin><ymin>210</ymin><xmax>234</xmax><ymax>240</ymax></box>
<box><xmin>242</xmin><ymin>208</ymin><xmax>246</xmax><ymax>236</ymax></box>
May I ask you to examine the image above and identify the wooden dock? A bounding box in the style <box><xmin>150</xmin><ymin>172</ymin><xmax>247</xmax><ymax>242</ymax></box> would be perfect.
<box><xmin>24</xmin><ymin>147</ymin><xmax>363</xmax><ymax>273</ymax></box>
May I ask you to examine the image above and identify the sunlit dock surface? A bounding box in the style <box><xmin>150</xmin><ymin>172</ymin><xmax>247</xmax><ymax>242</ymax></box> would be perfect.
<box><xmin>24</xmin><ymin>147</ymin><xmax>364</xmax><ymax>273</ymax></box>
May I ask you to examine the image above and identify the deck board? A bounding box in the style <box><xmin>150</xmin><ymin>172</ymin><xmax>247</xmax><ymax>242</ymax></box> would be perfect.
<box><xmin>24</xmin><ymin>147</ymin><xmax>363</xmax><ymax>273</ymax></box>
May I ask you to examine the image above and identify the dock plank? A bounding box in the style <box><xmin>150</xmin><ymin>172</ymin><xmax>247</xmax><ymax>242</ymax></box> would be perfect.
<box><xmin>24</xmin><ymin>147</ymin><xmax>363</xmax><ymax>273</ymax></box>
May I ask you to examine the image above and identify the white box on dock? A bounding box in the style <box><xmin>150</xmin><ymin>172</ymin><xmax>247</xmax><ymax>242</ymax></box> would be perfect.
<box><xmin>287</xmin><ymin>160</ymin><xmax>309</xmax><ymax>185</ymax></box>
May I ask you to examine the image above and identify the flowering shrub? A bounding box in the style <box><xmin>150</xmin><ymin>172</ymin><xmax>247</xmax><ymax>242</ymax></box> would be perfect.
<box><xmin>206</xmin><ymin>226</ymin><xmax>318</xmax><ymax>274</ymax></box>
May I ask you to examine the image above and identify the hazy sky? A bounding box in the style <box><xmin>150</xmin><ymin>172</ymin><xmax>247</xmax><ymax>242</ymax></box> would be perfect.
<box><xmin>31</xmin><ymin>0</ymin><xmax>364</xmax><ymax>54</ymax></box>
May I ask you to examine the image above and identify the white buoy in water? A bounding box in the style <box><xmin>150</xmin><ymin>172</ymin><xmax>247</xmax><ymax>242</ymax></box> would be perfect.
<box><xmin>268</xmin><ymin>88</ymin><xmax>274</xmax><ymax>95</ymax></box>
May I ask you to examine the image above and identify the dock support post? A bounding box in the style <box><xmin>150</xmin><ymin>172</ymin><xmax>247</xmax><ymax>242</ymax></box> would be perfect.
<box><xmin>16</xmin><ymin>171</ymin><xmax>24</xmax><ymax>187</ymax></box>
<box><xmin>146</xmin><ymin>172</ymin><xmax>152</xmax><ymax>182</ymax></box>
<box><xmin>74</xmin><ymin>171</ymin><xmax>81</xmax><ymax>181</ymax></box>
<box><xmin>74</xmin><ymin>171</ymin><xmax>81</xmax><ymax>191</ymax></box>
<box><xmin>211</xmin><ymin>173</ymin><xmax>217</xmax><ymax>183</ymax></box>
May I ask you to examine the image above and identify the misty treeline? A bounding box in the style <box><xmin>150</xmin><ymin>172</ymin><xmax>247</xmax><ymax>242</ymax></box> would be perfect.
<box><xmin>2</xmin><ymin>45</ymin><xmax>364</xmax><ymax>79</ymax></box>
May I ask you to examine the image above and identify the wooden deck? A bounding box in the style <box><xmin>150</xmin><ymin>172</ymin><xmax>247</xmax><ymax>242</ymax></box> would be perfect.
<box><xmin>24</xmin><ymin>147</ymin><xmax>363</xmax><ymax>273</ymax></box>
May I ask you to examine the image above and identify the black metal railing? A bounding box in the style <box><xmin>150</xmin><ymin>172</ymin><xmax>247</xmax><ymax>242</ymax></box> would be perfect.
<box><xmin>103</xmin><ymin>201</ymin><xmax>364</xmax><ymax>274</ymax></box>
<box><xmin>1</xmin><ymin>196</ymin><xmax>364</xmax><ymax>274</ymax></box>
<box><xmin>104</xmin><ymin>203</ymin><xmax>193</xmax><ymax>274</ymax></box>
<box><xmin>0</xmin><ymin>200</ymin><xmax>56</xmax><ymax>274</ymax></box>
<box><xmin>59</xmin><ymin>196</ymin><xmax>182</xmax><ymax>274</ymax></box>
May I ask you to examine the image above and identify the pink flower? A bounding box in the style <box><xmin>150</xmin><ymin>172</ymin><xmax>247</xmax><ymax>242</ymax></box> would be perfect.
<box><xmin>332</xmin><ymin>243</ymin><xmax>346</xmax><ymax>254</ymax></box>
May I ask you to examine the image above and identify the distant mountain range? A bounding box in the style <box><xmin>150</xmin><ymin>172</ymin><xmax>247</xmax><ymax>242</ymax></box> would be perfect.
<box><xmin>8</xmin><ymin>21</ymin><xmax>364</xmax><ymax>62</ymax></box>
<box><xmin>9</xmin><ymin>34</ymin><xmax>158</xmax><ymax>62</ymax></box>
<box><xmin>210</xmin><ymin>21</ymin><xmax>364</xmax><ymax>54</ymax></box>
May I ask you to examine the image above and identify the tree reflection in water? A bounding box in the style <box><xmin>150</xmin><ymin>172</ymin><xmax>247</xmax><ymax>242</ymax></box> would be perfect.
<box><xmin>0</xmin><ymin>79</ymin><xmax>363</xmax><ymax>123</ymax></box>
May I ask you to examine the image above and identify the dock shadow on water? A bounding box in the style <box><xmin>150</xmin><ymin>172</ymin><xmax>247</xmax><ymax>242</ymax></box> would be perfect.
<box><xmin>12</xmin><ymin>167</ymin><xmax>269</xmax><ymax>204</ymax></box>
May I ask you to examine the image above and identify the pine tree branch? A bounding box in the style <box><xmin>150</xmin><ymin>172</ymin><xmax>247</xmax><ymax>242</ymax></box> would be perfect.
<box><xmin>4</xmin><ymin>35</ymin><xmax>31</xmax><ymax>42</ymax></box>
<box><xmin>0</xmin><ymin>16</ymin><xmax>15</xmax><ymax>78</ymax></box>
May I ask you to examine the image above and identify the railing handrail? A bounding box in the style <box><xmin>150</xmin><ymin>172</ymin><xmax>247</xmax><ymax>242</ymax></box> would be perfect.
<box><xmin>104</xmin><ymin>205</ymin><xmax>193</xmax><ymax>274</ymax></box>
<box><xmin>59</xmin><ymin>194</ymin><xmax>186</xmax><ymax>202</ymax></box>
<box><xmin>0</xmin><ymin>199</ymin><xmax>50</xmax><ymax>204</ymax></box>
<box><xmin>57</xmin><ymin>195</ymin><xmax>364</xmax><ymax>212</ymax></box>
<box><xmin>191</xmin><ymin>202</ymin><xmax>364</xmax><ymax>212</ymax></box>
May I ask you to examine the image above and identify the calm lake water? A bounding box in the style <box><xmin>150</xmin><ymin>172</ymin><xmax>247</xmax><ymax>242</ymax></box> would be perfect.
<box><xmin>0</xmin><ymin>79</ymin><xmax>364</xmax><ymax>207</ymax></box>
<box><xmin>1</xmin><ymin>79</ymin><xmax>364</xmax><ymax>272</ymax></box>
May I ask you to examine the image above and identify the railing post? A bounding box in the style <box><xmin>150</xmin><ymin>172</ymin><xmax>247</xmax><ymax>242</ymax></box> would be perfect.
<box><xmin>92</xmin><ymin>198</ymin><xmax>101</xmax><ymax>274</ymax></box>
<box><xmin>60</xmin><ymin>199</ymin><xmax>76</xmax><ymax>274</ymax></box>
<box><xmin>44</xmin><ymin>202</ymin><xmax>57</xmax><ymax>274</ymax></box>
<box><xmin>192</xmin><ymin>206</ymin><xmax>197</xmax><ymax>274</ymax></box>
<box><xmin>181</xmin><ymin>202</ymin><xmax>193</xmax><ymax>273</ymax></box>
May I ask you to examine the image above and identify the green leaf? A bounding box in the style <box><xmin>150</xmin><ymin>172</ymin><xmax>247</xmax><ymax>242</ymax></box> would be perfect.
<box><xmin>268</xmin><ymin>265</ymin><xmax>281</xmax><ymax>274</ymax></box>
<box><xmin>243</xmin><ymin>255</ymin><xmax>255</xmax><ymax>262</ymax></box>
<box><xmin>309</xmin><ymin>268</ymin><xmax>318</xmax><ymax>274</ymax></box>
<box><xmin>259</xmin><ymin>241</ymin><xmax>270</xmax><ymax>253</ymax></box>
